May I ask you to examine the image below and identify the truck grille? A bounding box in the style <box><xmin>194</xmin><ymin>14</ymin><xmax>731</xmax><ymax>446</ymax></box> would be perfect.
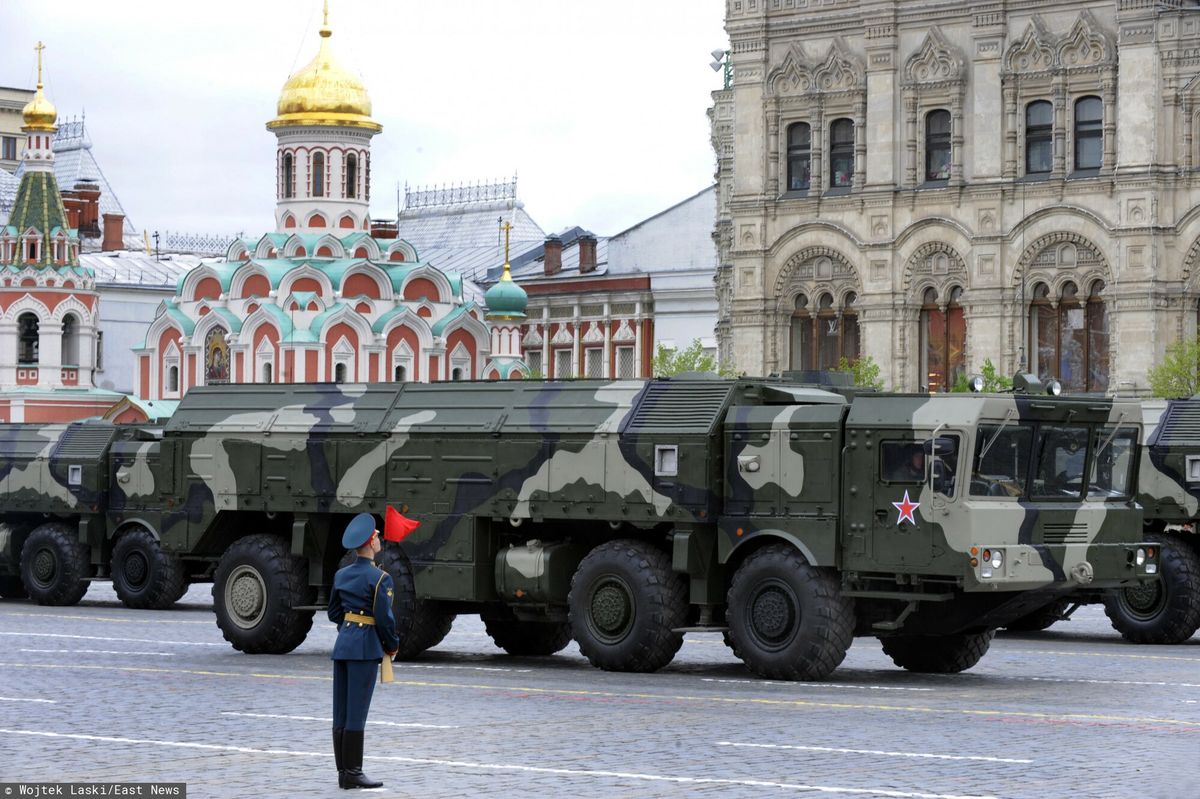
<box><xmin>1158</xmin><ymin>401</ymin><xmax>1200</xmax><ymax>446</ymax></box>
<box><xmin>625</xmin><ymin>382</ymin><xmax>733</xmax><ymax>434</ymax></box>
<box><xmin>53</xmin><ymin>424</ymin><xmax>116</xmax><ymax>460</ymax></box>
<box><xmin>1042</xmin><ymin>523</ymin><xmax>1090</xmax><ymax>544</ymax></box>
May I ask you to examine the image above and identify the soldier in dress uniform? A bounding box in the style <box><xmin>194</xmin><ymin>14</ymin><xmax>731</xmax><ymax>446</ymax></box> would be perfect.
<box><xmin>328</xmin><ymin>513</ymin><xmax>399</xmax><ymax>790</ymax></box>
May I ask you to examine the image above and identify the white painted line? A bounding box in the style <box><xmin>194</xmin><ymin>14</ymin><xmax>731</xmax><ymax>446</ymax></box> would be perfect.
<box><xmin>20</xmin><ymin>649</ymin><xmax>176</xmax><ymax>657</ymax></box>
<box><xmin>717</xmin><ymin>741</ymin><xmax>1034</xmax><ymax>765</ymax></box>
<box><xmin>221</xmin><ymin>712</ymin><xmax>457</xmax><ymax>729</ymax></box>
<box><xmin>702</xmin><ymin>678</ymin><xmax>934</xmax><ymax>693</ymax></box>
<box><xmin>0</xmin><ymin>611</ymin><xmax>212</xmax><ymax>625</ymax></box>
<box><xmin>1020</xmin><ymin>676</ymin><xmax>1200</xmax><ymax>690</ymax></box>
<box><xmin>1026</xmin><ymin>649</ymin><xmax>1200</xmax><ymax>663</ymax></box>
<box><xmin>0</xmin><ymin>697</ymin><xmax>57</xmax><ymax>704</ymax></box>
<box><xmin>393</xmin><ymin>663</ymin><xmax>532</xmax><ymax>674</ymax></box>
<box><xmin>0</xmin><ymin>632</ymin><xmax>223</xmax><ymax>647</ymax></box>
<box><xmin>0</xmin><ymin>728</ymin><xmax>999</xmax><ymax>799</ymax></box>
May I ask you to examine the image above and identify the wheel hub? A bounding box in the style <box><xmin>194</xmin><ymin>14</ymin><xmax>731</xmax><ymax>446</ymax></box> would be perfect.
<box><xmin>1120</xmin><ymin>580</ymin><xmax>1164</xmax><ymax>618</ymax></box>
<box><xmin>124</xmin><ymin>552</ymin><xmax>149</xmax><ymax>587</ymax></box>
<box><xmin>589</xmin><ymin>578</ymin><xmax>634</xmax><ymax>643</ymax></box>
<box><xmin>226</xmin><ymin>565</ymin><xmax>267</xmax><ymax>629</ymax></box>
<box><xmin>748</xmin><ymin>580</ymin><xmax>799</xmax><ymax>649</ymax></box>
<box><xmin>32</xmin><ymin>549</ymin><xmax>56</xmax><ymax>585</ymax></box>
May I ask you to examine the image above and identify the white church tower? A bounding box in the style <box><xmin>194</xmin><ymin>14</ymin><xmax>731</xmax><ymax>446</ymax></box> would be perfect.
<box><xmin>267</xmin><ymin>1</ymin><xmax>380</xmax><ymax>235</ymax></box>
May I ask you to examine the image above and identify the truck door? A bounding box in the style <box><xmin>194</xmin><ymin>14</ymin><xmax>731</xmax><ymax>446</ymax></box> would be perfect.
<box><xmin>841</xmin><ymin>427</ymin><xmax>933</xmax><ymax>570</ymax></box>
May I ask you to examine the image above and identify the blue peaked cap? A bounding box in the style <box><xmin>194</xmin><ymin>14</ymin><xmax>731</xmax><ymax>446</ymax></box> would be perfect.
<box><xmin>342</xmin><ymin>513</ymin><xmax>377</xmax><ymax>550</ymax></box>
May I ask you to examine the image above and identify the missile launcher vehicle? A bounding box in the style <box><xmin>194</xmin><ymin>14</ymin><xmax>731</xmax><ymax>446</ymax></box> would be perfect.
<box><xmin>0</xmin><ymin>374</ymin><xmax>1159</xmax><ymax>679</ymax></box>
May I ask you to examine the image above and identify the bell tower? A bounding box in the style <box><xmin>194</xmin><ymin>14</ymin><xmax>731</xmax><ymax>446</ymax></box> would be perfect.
<box><xmin>267</xmin><ymin>1</ymin><xmax>380</xmax><ymax>236</ymax></box>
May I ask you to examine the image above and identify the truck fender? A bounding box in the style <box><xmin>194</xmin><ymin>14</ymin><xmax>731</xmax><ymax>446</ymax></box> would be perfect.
<box><xmin>110</xmin><ymin>519</ymin><xmax>160</xmax><ymax>542</ymax></box>
<box><xmin>721</xmin><ymin>529</ymin><xmax>822</xmax><ymax>569</ymax></box>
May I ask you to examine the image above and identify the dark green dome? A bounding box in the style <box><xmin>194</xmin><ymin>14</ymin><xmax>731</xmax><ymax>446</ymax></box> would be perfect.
<box><xmin>485</xmin><ymin>268</ymin><xmax>527</xmax><ymax>319</ymax></box>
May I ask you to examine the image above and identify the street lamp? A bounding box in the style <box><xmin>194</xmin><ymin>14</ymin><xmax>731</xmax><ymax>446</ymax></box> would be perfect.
<box><xmin>709</xmin><ymin>48</ymin><xmax>731</xmax><ymax>90</ymax></box>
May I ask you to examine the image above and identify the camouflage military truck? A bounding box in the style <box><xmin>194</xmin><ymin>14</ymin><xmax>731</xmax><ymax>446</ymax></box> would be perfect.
<box><xmin>1099</xmin><ymin>397</ymin><xmax>1200</xmax><ymax>643</ymax></box>
<box><xmin>0</xmin><ymin>376</ymin><xmax>1159</xmax><ymax>680</ymax></box>
<box><xmin>0</xmin><ymin>422</ymin><xmax>188</xmax><ymax>608</ymax></box>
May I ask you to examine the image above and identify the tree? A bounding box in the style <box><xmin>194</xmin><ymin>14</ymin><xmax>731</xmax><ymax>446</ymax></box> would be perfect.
<box><xmin>1148</xmin><ymin>337</ymin><xmax>1200</xmax><ymax>398</ymax></box>
<box><xmin>652</xmin><ymin>339</ymin><xmax>734</xmax><ymax>377</ymax></box>
<box><xmin>951</xmin><ymin>358</ymin><xmax>1012</xmax><ymax>393</ymax></box>
<box><xmin>833</xmin><ymin>355</ymin><xmax>884</xmax><ymax>390</ymax></box>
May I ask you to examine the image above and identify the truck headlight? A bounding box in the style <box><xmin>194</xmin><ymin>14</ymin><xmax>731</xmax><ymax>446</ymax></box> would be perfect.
<box><xmin>1135</xmin><ymin>548</ymin><xmax>1146</xmax><ymax>567</ymax></box>
<box><xmin>990</xmin><ymin>550</ymin><xmax>1003</xmax><ymax>569</ymax></box>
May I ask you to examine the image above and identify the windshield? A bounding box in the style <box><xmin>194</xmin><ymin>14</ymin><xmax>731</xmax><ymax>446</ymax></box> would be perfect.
<box><xmin>970</xmin><ymin>424</ymin><xmax>1032</xmax><ymax>497</ymax></box>
<box><xmin>1031</xmin><ymin>425</ymin><xmax>1090</xmax><ymax>500</ymax></box>
<box><xmin>1087</xmin><ymin>427</ymin><xmax>1137</xmax><ymax>499</ymax></box>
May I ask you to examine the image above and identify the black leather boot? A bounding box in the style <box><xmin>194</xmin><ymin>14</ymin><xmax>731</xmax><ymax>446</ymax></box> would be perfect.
<box><xmin>333</xmin><ymin>727</ymin><xmax>346</xmax><ymax>788</ymax></box>
<box><xmin>340</xmin><ymin>730</ymin><xmax>382</xmax><ymax>790</ymax></box>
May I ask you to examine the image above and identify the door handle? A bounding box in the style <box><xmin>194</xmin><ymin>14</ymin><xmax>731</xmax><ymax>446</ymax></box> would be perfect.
<box><xmin>874</xmin><ymin>509</ymin><xmax>887</xmax><ymax>521</ymax></box>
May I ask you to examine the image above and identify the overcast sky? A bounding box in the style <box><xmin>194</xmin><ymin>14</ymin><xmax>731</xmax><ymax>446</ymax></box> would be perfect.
<box><xmin>2</xmin><ymin>0</ymin><xmax>728</xmax><ymax>238</ymax></box>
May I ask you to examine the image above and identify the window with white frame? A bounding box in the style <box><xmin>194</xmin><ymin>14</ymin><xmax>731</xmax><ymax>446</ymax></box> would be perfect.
<box><xmin>525</xmin><ymin>349</ymin><xmax>542</xmax><ymax>376</ymax></box>
<box><xmin>554</xmin><ymin>349</ymin><xmax>574</xmax><ymax>380</ymax></box>
<box><xmin>585</xmin><ymin>347</ymin><xmax>603</xmax><ymax>378</ymax></box>
<box><xmin>616</xmin><ymin>345</ymin><xmax>635</xmax><ymax>378</ymax></box>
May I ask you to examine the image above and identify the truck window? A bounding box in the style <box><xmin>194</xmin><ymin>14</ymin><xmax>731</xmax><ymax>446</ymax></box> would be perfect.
<box><xmin>970</xmin><ymin>424</ymin><xmax>1032</xmax><ymax>497</ymax></box>
<box><xmin>881</xmin><ymin>441</ymin><xmax>925</xmax><ymax>484</ymax></box>
<box><xmin>1087</xmin><ymin>427</ymin><xmax>1137</xmax><ymax>499</ymax></box>
<box><xmin>1031</xmin><ymin>425</ymin><xmax>1090</xmax><ymax>500</ymax></box>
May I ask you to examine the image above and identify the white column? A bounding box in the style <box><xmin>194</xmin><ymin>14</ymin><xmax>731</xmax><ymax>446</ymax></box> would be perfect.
<box><xmin>37</xmin><ymin>326</ymin><xmax>62</xmax><ymax>388</ymax></box>
<box><xmin>634</xmin><ymin>302</ymin><xmax>644</xmax><ymax>377</ymax></box>
<box><xmin>0</xmin><ymin>322</ymin><xmax>17</xmax><ymax>386</ymax></box>
<box><xmin>602</xmin><ymin>302</ymin><xmax>612</xmax><ymax>378</ymax></box>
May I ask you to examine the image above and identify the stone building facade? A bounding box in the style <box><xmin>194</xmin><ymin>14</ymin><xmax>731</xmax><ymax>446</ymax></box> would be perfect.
<box><xmin>712</xmin><ymin>0</ymin><xmax>1200</xmax><ymax>392</ymax></box>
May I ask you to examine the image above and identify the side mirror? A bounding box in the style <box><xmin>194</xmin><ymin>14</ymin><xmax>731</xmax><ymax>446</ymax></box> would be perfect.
<box><xmin>924</xmin><ymin>436</ymin><xmax>958</xmax><ymax>456</ymax></box>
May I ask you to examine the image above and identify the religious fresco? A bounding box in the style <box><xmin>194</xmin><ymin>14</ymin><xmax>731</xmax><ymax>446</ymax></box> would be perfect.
<box><xmin>205</xmin><ymin>328</ymin><xmax>230</xmax><ymax>384</ymax></box>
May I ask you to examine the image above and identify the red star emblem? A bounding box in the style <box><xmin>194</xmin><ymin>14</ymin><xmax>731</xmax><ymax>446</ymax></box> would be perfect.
<box><xmin>892</xmin><ymin>491</ymin><xmax>920</xmax><ymax>526</ymax></box>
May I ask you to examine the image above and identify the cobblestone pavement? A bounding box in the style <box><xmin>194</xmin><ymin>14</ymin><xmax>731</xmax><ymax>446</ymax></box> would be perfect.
<box><xmin>0</xmin><ymin>584</ymin><xmax>1196</xmax><ymax>799</ymax></box>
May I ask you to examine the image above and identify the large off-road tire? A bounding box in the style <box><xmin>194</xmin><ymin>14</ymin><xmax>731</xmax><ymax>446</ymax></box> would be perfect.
<box><xmin>378</xmin><ymin>546</ymin><xmax>455</xmax><ymax>659</ymax></box>
<box><xmin>1004</xmin><ymin>597</ymin><xmax>1072</xmax><ymax>632</ymax></box>
<box><xmin>111</xmin><ymin>528</ymin><xmax>187</xmax><ymax>610</ymax></box>
<box><xmin>0</xmin><ymin>575</ymin><xmax>27</xmax><ymax>599</ymax></box>
<box><xmin>212</xmin><ymin>534</ymin><xmax>315</xmax><ymax>654</ymax></box>
<box><xmin>568</xmin><ymin>539</ymin><xmax>688</xmax><ymax>673</ymax></box>
<box><xmin>880</xmin><ymin>630</ymin><xmax>996</xmax><ymax>674</ymax></box>
<box><xmin>725</xmin><ymin>544</ymin><xmax>854</xmax><ymax>681</ymax></box>
<box><xmin>1103</xmin><ymin>532</ymin><xmax>1200</xmax><ymax>644</ymax></box>
<box><xmin>483</xmin><ymin>610</ymin><xmax>573</xmax><ymax>656</ymax></box>
<box><xmin>20</xmin><ymin>522</ymin><xmax>90</xmax><ymax>606</ymax></box>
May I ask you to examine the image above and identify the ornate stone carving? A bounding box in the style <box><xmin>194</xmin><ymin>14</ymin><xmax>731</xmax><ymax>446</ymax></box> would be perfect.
<box><xmin>1005</xmin><ymin>17</ymin><xmax>1056</xmax><ymax>75</ymax></box>
<box><xmin>903</xmin><ymin>242</ymin><xmax>967</xmax><ymax>292</ymax></box>
<box><xmin>1058</xmin><ymin>11</ymin><xmax>1115</xmax><ymax>69</ymax></box>
<box><xmin>767</xmin><ymin>39</ymin><xmax>863</xmax><ymax>97</ymax></box>
<box><xmin>773</xmin><ymin>246</ymin><xmax>859</xmax><ymax>303</ymax></box>
<box><xmin>1014</xmin><ymin>232</ymin><xmax>1109</xmax><ymax>284</ymax></box>
<box><xmin>903</xmin><ymin>29</ymin><xmax>965</xmax><ymax>87</ymax></box>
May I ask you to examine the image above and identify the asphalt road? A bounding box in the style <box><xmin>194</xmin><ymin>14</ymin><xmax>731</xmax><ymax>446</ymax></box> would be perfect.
<box><xmin>0</xmin><ymin>583</ymin><xmax>1196</xmax><ymax>799</ymax></box>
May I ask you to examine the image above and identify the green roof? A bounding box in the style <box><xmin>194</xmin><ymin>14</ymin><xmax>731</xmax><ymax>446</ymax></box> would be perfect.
<box><xmin>6</xmin><ymin>169</ymin><xmax>78</xmax><ymax>268</ymax></box>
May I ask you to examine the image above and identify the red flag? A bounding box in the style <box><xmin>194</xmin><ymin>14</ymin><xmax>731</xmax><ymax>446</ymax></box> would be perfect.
<box><xmin>384</xmin><ymin>505</ymin><xmax>421</xmax><ymax>542</ymax></box>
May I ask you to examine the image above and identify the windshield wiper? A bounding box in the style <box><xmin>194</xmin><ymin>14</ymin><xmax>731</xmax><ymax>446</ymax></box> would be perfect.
<box><xmin>977</xmin><ymin>409</ymin><xmax>1016</xmax><ymax>463</ymax></box>
<box><xmin>1094</xmin><ymin>413</ymin><xmax>1127</xmax><ymax>459</ymax></box>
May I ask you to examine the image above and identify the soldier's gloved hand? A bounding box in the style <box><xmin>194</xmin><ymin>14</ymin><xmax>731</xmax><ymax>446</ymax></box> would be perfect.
<box><xmin>385</xmin><ymin>650</ymin><xmax>397</xmax><ymax>658</ymax></box>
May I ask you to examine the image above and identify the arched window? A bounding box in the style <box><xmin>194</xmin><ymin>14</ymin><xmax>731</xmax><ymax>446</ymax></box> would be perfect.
<box><xmin>829</xmin><ymin>119</ymin><xmax>854</xmax><ymax>188</ymax></box>
<box><xmin>168</xmin><ymin>365</ymin><xmax>179</xmax><ymax>393</ymax></box>
<box><xmin>345</xmin><ymin>153</ymin><xmax>358</xmax><ymax>199</ymax></box>
<box><xmin>925</xmin><ymin>110</ymin><xmax>952</xmax><ymax>182</ymax></box>
<box><xmin>61</xmin><ymin>314</ymin><xmax>79</xmax><ymax>365</ymax></box>
<box><xmin>1026</xmin><ymin>101</ymin><xmax>1053</xmax><ymax>175</ymax></box>
<box><xmin>262</xmin><ymin>362</ymin><xmax>273</xmax><ymax>384</ymax></box>
<box><xmin>312</xmin><ymin>152</ymin><xmax>325</xmax><ymax>197</ymax></box>
<box><xmin>451</xmin><ymin>367</ymin><xmax>464</xmax><ymax>381</ymax></box>
<box><xmin>394</xmin><ymin>364</ymin><xmax>407</xmax><ymax>382</ymax></box>
<box><xmin>1029</xmin><ymin>280</ymin><xmax>1108</xmax><ymax>392</ymax></box>
<box><xmin>790</xmin><ymin>291</ymin><xmax>860</xmax><ymax>370</ymax></box>
<box><xmin>919</xmin><ymin>286</ymin><xmax>966</xmax><ymax>392</ymax></box>
<box><xmin>334</xmin><ymin>362</ymin><xmax>347</xmax><ymax>383</ymax></box>
<box><xmin>17</xmin><ymin>313</ymin><xmax>38</xmax><ymax>364</ymax></box>
<box><xmin>786</xmin><ymin>123</ymin><xmax>811</xmax><ymax>191</ymax></box>
<box><xmin>1074</xmin><ymin>96</ymin><xmax>1103</xmax><ymax>171</ymax></box>
<box><xmin>283</xmin><ymin>152</ymin><xmax>294</xmax><ymax>199</ymax></box>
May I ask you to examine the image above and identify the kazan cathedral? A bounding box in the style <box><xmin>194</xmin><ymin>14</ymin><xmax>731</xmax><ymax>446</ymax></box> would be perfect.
<box><xmin>133</xmin><ymin>8</ymin><xmax>529</xmax><ymax>401</ymax></box>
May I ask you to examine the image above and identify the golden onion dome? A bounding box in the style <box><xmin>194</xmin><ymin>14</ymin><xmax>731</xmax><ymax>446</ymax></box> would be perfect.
<box><xmin>268</xmin><ymin>13</ymin><xmax>380</xmax><ymax>132</ymax></box>
<box><xmin>22</xmin><ymin>42</ymin><xmax>57</xmax><ymax>132</ymax></box>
